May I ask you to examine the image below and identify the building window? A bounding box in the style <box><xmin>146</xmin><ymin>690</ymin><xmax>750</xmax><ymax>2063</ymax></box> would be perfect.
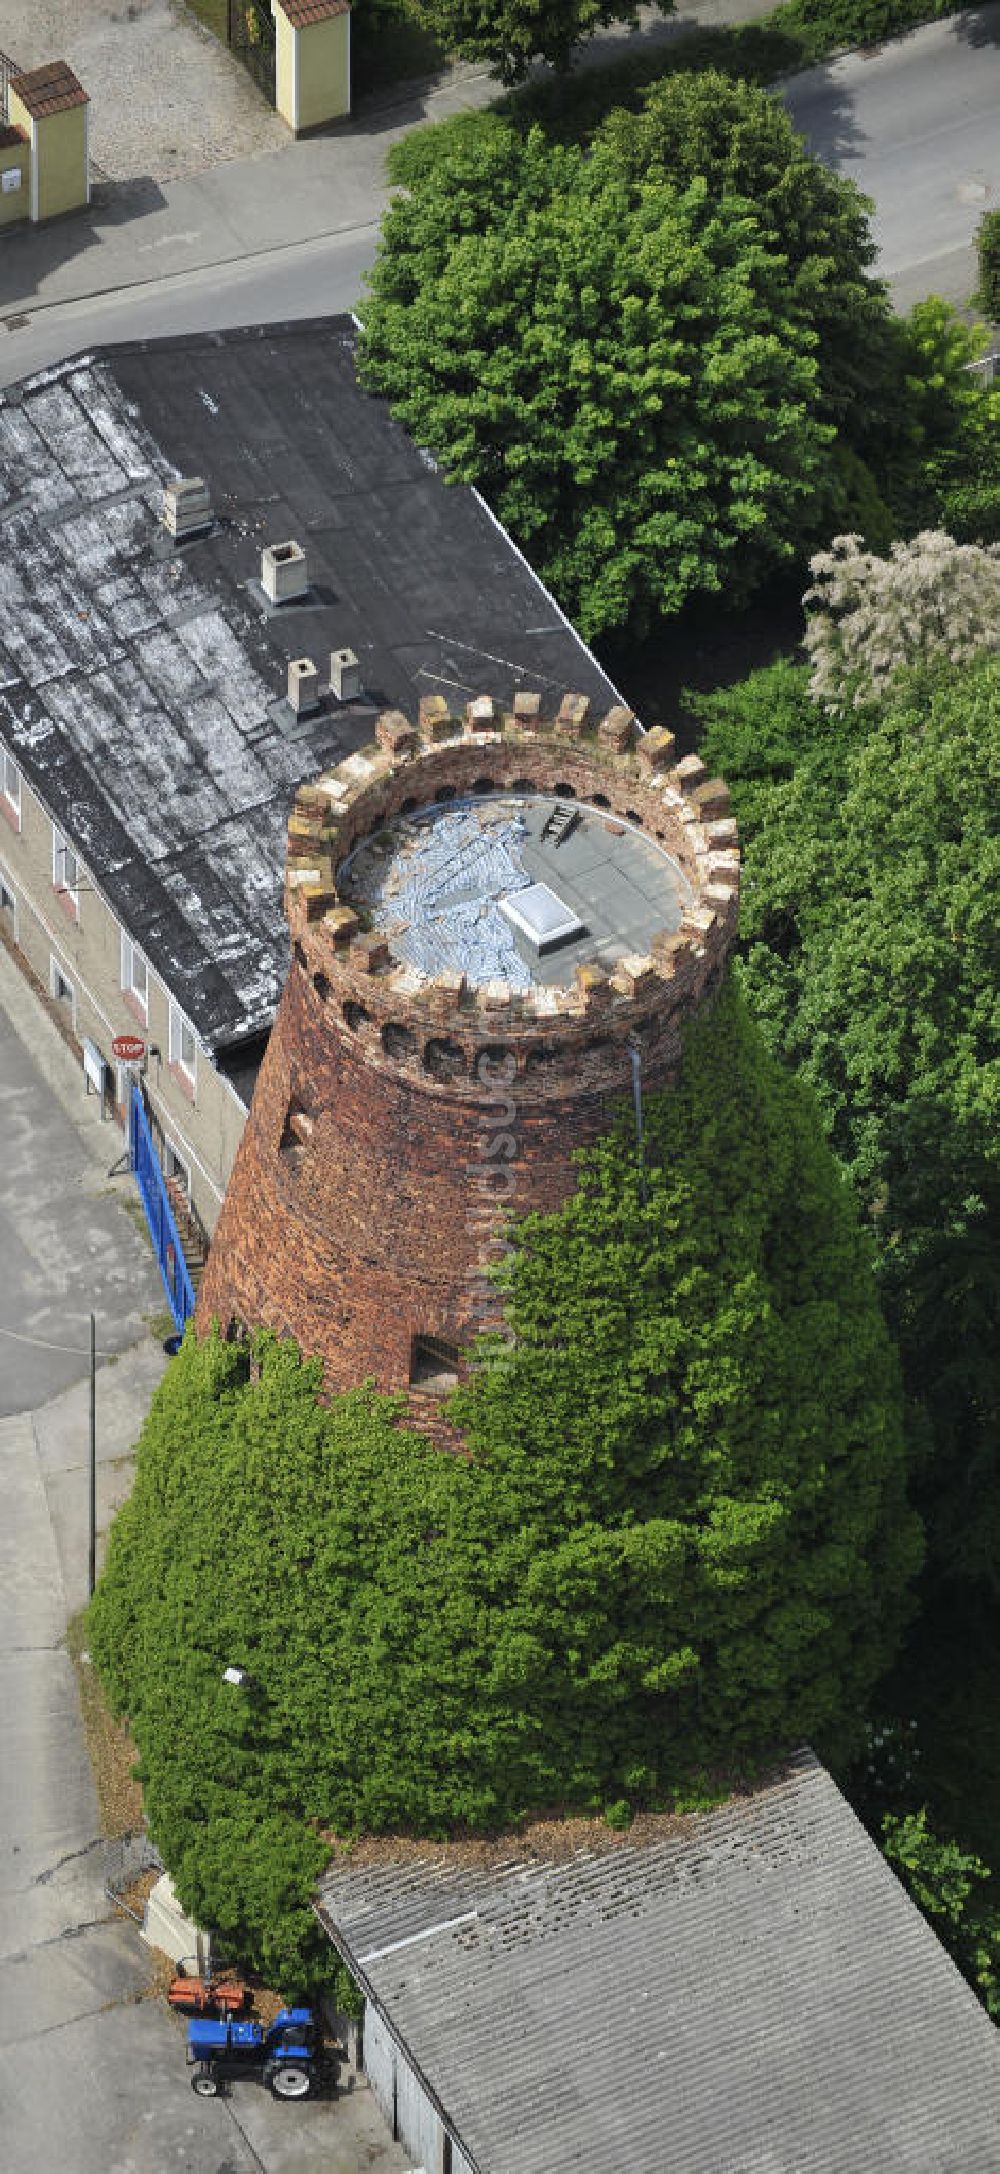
<box><xmin>1</xmin><ymin>751</ymin><xmax>20</xmax><ymax>829</ymax></box>
<box><xmin>50</xmin><ymin>957</ymin><xmax>75</xmax><ymax>1022</ymax></box>
<box><xmin>168</xmin><ymin>999</ymin><xmax>197</xmax><ymax>1087</ymax></box>
<box><xmin>163</xmin><ymin>1140</ymin><xmax>191</xmax><ymax>1201</ymax></box>
<box><xmin>121</xmin><ymin>932</ymin><xmax>149</xmax><ymax>1020</ymax></box>
<box><xmin>52</xmin><ymin>826</ymin><xmax>80</xmax><ymax>917</ymax></box>
<box><xmin>0</xmin><ymin>873</ymin><xmax>16</xmax><ymax>932</ymax></box>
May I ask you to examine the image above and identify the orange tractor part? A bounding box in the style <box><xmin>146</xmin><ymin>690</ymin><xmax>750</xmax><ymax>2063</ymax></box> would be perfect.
<box><xmin>167</xmin><ymin>1960</ymin><xmax>251</xmax><ymax>2018</ymax></box>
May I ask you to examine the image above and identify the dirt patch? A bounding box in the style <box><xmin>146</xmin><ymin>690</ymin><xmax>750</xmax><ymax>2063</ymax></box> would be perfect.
<box><xmin>3</xmin><ymin>0</ymin><xmax>287</xmax><ymax>183</ymax></box>
<box><xmin>67</xmin><ymin>1607</ymin><xmax>145</xmax><ymax>1838</ymax></box>
<box><xmin>329</xmin><ymin>1807</ymin><xmax>696</xmax><ymax>1874</ymax></box>
<box><xmin>322</xmin><ymin>1761</ymin><xmax>797</xmax><ymax>1874</ymax></box>
<box><xmin>119</xmin><ymin>1863</ymin><xmax>162</xmax><ymax>1920</ymax></box>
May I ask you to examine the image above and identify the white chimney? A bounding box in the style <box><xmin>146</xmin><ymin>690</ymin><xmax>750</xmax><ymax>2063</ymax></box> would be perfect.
<box><xmin>261</xmin><ymin>539</ymin><xmax>308</xmax><ymax>605</ymax></box>
<box><xmin>288</xmin><ymin>658</ymin><xmax>319</xmax><ymax>717</ymax></box>
<box><xmin>330</xmin><ymin>646</ymin><xmax>361</xmax><ymax>702</ymax></box>
<box><xmin>162</xmin><ymin>476</ymin><xmax>212</xmax><ymax>540</ymax></box>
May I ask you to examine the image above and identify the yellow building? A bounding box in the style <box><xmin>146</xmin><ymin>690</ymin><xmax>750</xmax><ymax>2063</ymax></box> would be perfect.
<box><xmin>271</xmin><ymin>0</ymin><xmax>350</xmax><ymax>134</ymax></box>
<box><xmin>5</xmin><ymin>60</ymin><xmax>89</xmax><ymax>225</ymax></box>
<box><xmin>0</xmin><ymin>122</ymin><xmax>31</xmax><ymax>232</ymax></box>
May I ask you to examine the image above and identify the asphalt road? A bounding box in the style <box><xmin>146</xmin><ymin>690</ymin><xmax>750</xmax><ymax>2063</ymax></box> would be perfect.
<box><xmin>0</xmin><ymin>224</ymin><xmax>378</xmax><ymax>388</ymax></box>
<box><xmin>783</xmin><ymin>10</ymin><xmax>1000</xmax><ymax>310</ymax></box>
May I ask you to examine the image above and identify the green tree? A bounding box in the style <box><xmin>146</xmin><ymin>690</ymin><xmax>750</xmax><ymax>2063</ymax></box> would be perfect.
<box><xmin>403</xmin><ymin>0</ymin><xmax>670</xmax><ymax>82</ymax></box>
<box><xmin>359</xmin><ymin>83</ymin><xmax>911</xmax><ymax>639</ymax></box>
<box><xmin>882</xmin><ymin>1809</ymin><xmax>1000</xmax><ymax>2016</ymax></box>
<box><xmin>600</xmin><ymin>73</ymin><xmax>899</xmax><ymax>465</ymax></box>
<box><xmin>889</xmin><ymin>298</ymin><xmax>1000</xmax><ymax>542</ymax></box>
<box><xmin>976</xmin><ymin>207</ymin><xmax>1000</xmax><ymax>322</ymax></box>
<box><xmin>90</xmin><ymin>987</ymin><xmax>919</xmax><ymax>1981</ymax></box>
<box><xmin>697</xmin><ymin>653</ymin><xmax>1000</xmax><ymax>1583</ymax></box>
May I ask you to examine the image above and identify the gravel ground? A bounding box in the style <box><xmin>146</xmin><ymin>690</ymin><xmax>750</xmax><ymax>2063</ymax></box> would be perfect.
<box><xmin>2</xmin><ymin>0</ymin><xmax>287</xmax><ymax>182</ymax></box>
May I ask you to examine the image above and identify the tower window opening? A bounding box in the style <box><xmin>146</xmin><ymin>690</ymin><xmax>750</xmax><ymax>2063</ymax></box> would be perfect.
<box><xmin>524</xmin><ymin>1045</ymin><xmax>559</xmax><ymax>1076</ymax></box>
<box><xmin>383</xmin><ymin>1021</ymin><xmax>417</xmax><ymax>1060</ymax></box>
<box><xmin>279</xmin><ymin>1092</ymin><xmax>314</xmax><ymax>1156</ymax></box>
<box><xmin>424</xmin><ymin>1036</ymin><xmax>466</xmax><ymax>1081</ymax></box>
<box><xmin>410</xmin><ymin>1334</ymin><xmax>460</xmax><ymax>1389</ymax></box>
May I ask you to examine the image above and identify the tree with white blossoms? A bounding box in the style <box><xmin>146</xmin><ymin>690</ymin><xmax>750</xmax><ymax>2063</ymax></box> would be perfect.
<box><xmin>804</xmin><ymin>530</ymin><xmax>1000</xmax><ymax>713</ymax></box>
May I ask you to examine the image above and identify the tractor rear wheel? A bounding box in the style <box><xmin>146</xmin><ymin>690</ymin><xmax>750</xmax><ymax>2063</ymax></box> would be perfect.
<box><xmin>191</xmin><ymin>2063</ymin><xmax>219</xmax><ymax>2097</ymax></box>
<box><xmin>269</xmin><ymin>2061</ymin><xmax>312</xmax><ymax>2100</ymax></box>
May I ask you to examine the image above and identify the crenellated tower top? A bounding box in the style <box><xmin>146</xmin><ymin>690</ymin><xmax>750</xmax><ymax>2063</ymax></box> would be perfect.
<box><xmin>281</xmin><ymin>688</ymin><xmax>738</xmax><ymax>1088</ymax></box>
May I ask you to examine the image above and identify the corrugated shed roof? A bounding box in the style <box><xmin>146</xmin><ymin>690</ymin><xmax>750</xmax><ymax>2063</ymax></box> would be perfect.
<box><xmin>10</xmin><ymin>61</ymin><xmax>88</xmax><ymax>117</ymax></box>
<box><xmin>316</xmin><ymin>1752</ymin><xmax>1000</xmax><ymax>2174</ymax></box>
<box><xmin>0</xmin><ymin>322</ymin><xmax>621</xmax><ymax>1051</ymax></box>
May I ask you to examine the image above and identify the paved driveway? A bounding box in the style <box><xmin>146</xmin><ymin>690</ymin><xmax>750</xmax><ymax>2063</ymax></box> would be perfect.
<box><xmin>2</xmin><ymin>0</ymin><xmax>286</xmax><ymax>183</ymax></box>
<box><xmin>0</xmin><ymin>951</ymin><xmax>410</xmax><ymax>2172</ymax></box>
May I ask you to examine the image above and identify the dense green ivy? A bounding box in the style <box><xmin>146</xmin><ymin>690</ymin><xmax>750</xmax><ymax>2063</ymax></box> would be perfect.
<box><xmin>90</xmin><ymin>987</ymin><xmax>920</xmax><ymax>1982</ymax></box>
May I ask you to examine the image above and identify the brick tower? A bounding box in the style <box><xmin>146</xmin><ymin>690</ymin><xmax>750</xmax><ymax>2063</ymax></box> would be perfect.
<box><xmin>196</xmin><ymin>690</ymin><xmax>738</xmax><ymax>1415</ymax></box>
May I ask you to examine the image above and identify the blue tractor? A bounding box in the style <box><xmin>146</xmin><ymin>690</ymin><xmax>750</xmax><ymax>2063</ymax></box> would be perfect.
<box><xmin>187</xmin><ymin>2006</ymin><xmax>320</xmax><ymax>2099</ymax></box>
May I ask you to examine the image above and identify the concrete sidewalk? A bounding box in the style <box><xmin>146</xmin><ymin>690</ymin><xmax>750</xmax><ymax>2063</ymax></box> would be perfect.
<box><xmin>0</xmin><ymin>0</ymin><xmax>776</xmax><ymax>318</ymax></box>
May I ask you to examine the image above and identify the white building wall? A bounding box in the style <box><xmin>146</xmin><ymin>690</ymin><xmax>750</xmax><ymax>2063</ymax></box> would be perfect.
<box><xmin>364</xmin><ymin>2002</ymin><xmax>473</xmax><ymax>2174</ymax></box>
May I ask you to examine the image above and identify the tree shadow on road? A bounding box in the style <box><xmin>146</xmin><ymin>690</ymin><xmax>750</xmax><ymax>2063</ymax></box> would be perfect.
<box><xmin>778</xmin><ymin>61</ymin><xmax>868</xmax><ymax>171</ymax></box>
<box><xmin>954</xmin><ymin>0</ymin><xmax>1000</xmax><ymax>45</ymax></box>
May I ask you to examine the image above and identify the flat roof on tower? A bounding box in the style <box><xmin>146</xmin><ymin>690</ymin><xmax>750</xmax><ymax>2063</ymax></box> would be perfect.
<box><xmin>337</xmin><ymin>791</ymin><xmax>692</xmax><ymax>989</ymax></box>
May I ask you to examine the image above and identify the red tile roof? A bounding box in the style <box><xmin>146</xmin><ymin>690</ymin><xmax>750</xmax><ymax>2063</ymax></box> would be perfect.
<box><xmin>9</xmin><ymin>61</ymin><xmax>89</xmax><ymax>119</ymax></box>
<box><xmin>273</xmin><ymin>0</ymin><xmax>350</xmax><ymax>24</ymax></box>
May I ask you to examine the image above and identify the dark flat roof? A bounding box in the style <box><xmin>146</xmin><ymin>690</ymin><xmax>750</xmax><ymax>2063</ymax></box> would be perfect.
<box><xmin>316</xmin><ymin>1752</ymin><xmax>1000</xmax><ymax>2174</ymax></box>
<box><xmin>0</xmin><ymin>321</ymin><xmax>622</xmax><ymax>1052</ymax></box>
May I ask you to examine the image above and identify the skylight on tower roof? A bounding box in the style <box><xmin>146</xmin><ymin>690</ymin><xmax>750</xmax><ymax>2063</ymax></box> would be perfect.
<box><xmin>500</xmin><ymin>882</ymin><xmax>584</xmax><ymax>952</ymax></box>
